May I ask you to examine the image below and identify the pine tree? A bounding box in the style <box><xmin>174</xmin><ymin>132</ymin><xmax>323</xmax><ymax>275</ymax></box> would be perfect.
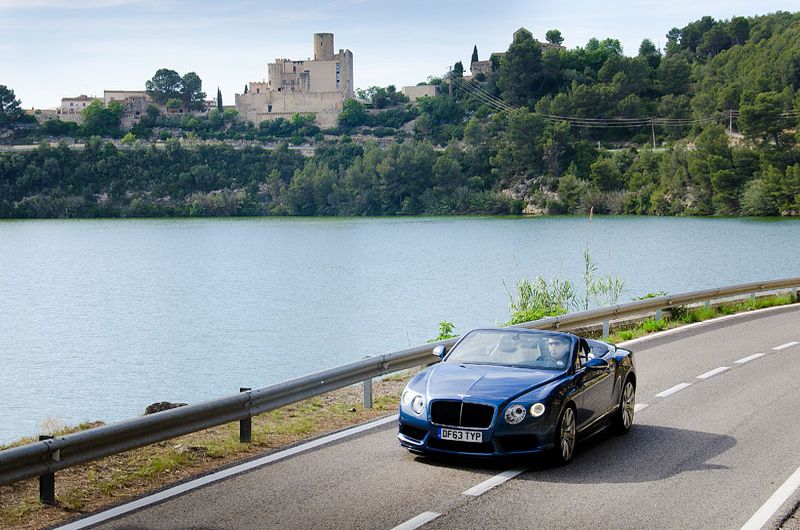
<box><xmin>471</xmin><ymin>45</ymin><xmax>479</xmax><ymax>65</ymax></box>
<box><xmin>216</xmin><ymin>87</ymin><xmax>223</xmax><ymax>112</ymax></box>
<box><xmin>244</xmin><ymin>84</ymin><xmax>248</xmax><ymax>94</ymax></box>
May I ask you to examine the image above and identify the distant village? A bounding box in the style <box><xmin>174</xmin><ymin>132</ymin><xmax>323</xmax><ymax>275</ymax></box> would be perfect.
<box><xmin>34</xmin><ymin>29</ymin><xmax>561</xmax><ymax>130</ymax></box>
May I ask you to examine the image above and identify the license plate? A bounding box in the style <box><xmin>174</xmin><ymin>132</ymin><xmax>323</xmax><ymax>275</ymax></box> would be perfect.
<box><xmin>439</xmin><ymin>428</ymin><xmax>483</xmax><ymax>443</ymax></box>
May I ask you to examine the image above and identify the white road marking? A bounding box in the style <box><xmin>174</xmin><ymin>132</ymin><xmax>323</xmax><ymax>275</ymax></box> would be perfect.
<box><xmin>772</xmin><ymin>341</ymin><xmax>799</xmax><ymax>351</ymax></box>
<box><xmin>392</xmin><ymin>512</ymin><xmax>441</xmax><ymax>530</ymax></box>
<box><xmin>735</xmin><ymin>353</ymin><xmax>766</xmax><ymax>364</ymax></box>
<box><xmin>655</xmin><ymin>383</ymin><xmax>691</xmax><ymax>398</ymax></box>
<box><xmin>696</xmin><ymin>366</ymin><xmax>730</xmax><ymax>380</ymax></box>
<box><xmin>740</xmin><ymin>463</ymin><xmax>800</xmax><ymax>530</ymax></box>
<box><xmin>463</xmin><ymin>468</ymin><xmax>526</xmax><ymax>496</ymax></box>
<box><xmin>56</xmin><ymin>414</ymin><xmax>399</xmax><ymax>530</ymax></box>
<box><xmin>634</xmin><ymin>403</ymin><xmax>649</xmax><ymax>412</ymax></box>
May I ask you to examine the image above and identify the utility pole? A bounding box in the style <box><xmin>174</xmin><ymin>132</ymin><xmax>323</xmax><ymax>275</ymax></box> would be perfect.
<box><xmin>729</xmin><ymin>109</ymin><xmax>733</xmax><ymax>133</ymax></box>
<box><xmin>651</xmin><ymin>117</ymin><xmax>657</xmax><ymax>149</ymax></box>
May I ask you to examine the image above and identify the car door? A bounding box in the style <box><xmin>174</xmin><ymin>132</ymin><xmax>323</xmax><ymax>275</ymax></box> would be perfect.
<box><xmin>574</xmin><ymin>339</ymin><xmax>616</xmax><ymax>430</ymax></box>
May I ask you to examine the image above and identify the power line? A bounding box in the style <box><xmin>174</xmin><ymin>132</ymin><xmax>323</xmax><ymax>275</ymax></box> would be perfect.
<box><xmin>445</xmin><ymin>73</ymin><xmax>799</xmax><ymax>129</ymax></box>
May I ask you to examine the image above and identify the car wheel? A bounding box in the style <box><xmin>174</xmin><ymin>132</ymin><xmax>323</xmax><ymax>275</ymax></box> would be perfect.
<box><xmin>612</xmin><ymin>379</ymin><xmax>636</xmax><ymax>434</ymax></box>
<box><xmin>553</xmin><ymin>405</ymin><xmax>576</xmax><ymax>465</ymax></box>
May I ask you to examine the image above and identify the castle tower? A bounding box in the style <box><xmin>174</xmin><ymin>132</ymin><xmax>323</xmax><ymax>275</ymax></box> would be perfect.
<box><xmin>314</xmin><ymin>33</ymin><xmax>334</xmax><ymax>61</ymax></box>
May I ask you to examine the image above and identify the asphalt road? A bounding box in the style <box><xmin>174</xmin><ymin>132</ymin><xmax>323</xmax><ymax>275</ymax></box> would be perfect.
<box><xmin>71</xmin><ymin>304</ymin><xmax>800</xmax><ymax>530</ymax></box>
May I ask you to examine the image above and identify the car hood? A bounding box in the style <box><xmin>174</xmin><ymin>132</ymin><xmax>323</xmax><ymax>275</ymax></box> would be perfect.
<box><xmin>425</xmin><ymin>362</ymin><xmax>561</xmax><ymax>403</ymax></box>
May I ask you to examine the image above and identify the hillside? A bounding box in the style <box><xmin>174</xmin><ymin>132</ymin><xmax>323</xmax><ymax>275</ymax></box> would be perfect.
<box><xmin>0</xmin><ymin>11</ymin><xmax>798</xmax><ymax>217</ymax></box>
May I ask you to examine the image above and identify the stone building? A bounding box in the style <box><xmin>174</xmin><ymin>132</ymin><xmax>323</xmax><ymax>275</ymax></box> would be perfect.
<box><xmin>470</xmin><ymin>27</ymin><xmax>565</xmax><ymax>77</ymax></box>
<box><xmin>235</xmin><ymin>33</ymin><xmax>354</xmax><ymax>128</ymax></box>
<box><xmin>104</xmin><ymin>90</ymin><xmax>151</xmax><ymax>127</ymax></box>
<box><xmin>402</xmin><ymin>85</ymin><xmax>438</xmax><ymax>102</ymax></box>
<box><xmin>59</xmin><ymin>95</ymin><xmax>101</xmax><ymax>115</ymax></box>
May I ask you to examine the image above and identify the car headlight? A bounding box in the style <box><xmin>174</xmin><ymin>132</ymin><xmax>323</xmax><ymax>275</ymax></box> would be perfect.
<box><xmin>411</xmin><ymin>395</ymin><xmax>425</xmax><ymax>415</ymax></box>
<box><xmin>530</xmin><ymin>403</ymin><xmax>546</xmax><ymax>417</ymax></box>
<box><xmin>401</xmin><ymin>389</ymin><xmax>414</xmax><ymax>407</ymax></box>
<box><xmin>504</xmin><ymin>404</ymin><xmax>527</xmax><ymax>425</ymax></box>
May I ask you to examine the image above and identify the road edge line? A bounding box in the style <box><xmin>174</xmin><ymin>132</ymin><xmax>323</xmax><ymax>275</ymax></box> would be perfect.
<box><xmin>741</xmin><ymin>464</ymin><xmax>800</xmax><ymax>530</ymax></box>
<box><xmin>56</xmin><ymin>414</ymin><xmax>399</xmax><ymax>530</ymax></box>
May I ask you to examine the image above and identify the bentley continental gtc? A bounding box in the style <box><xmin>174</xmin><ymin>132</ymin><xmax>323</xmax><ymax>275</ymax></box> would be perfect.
<box><xmin>398</xmin><ymin>328</ymin><xmax>635</xmax><ymax>463</ymax></box>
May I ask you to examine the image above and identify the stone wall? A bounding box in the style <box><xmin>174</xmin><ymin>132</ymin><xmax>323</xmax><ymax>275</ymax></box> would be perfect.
<box><xmin>402</xmin><ymin>85</ymin><xmax>438</xmax><ymax>102</ymax></box>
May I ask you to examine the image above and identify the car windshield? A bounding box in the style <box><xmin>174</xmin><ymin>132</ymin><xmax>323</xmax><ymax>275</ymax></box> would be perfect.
<box><xmin>445</xmin><ymin>329</ymin><xmax>575</xmax><ymax>370</ymax></box>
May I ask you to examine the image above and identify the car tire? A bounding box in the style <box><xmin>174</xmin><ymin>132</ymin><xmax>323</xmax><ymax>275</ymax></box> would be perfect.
<box><xmin>612</xmin><ymin>378</ymin><xmax>636</xmax><ymax>434</ymax></box>
<box><xmin>552</xmin><ymin>405</ymin><xmax>576</xmax><ymax>465</ymax></box>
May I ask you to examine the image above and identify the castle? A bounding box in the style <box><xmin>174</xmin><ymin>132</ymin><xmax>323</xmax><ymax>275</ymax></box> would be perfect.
<box><xmin>235</xmin><ymin>33</ymin><xmax>354</xmax><ymax>128</ymax></box>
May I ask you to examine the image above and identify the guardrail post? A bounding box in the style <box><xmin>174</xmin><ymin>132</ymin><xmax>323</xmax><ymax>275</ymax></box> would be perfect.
<box><xmin>363</xmin><ymin>378</ymin><xmax>373</xmax><ymax>409</ymax></box>
<box><xmin>655</xmin><ymin>308</ymin><xmax>662</xmax><ymax>321</ymax></box>
<box><xmin>704</xmin><ymin>300</ymin><xmax>711</xmax><ymax>311</ymax></box>
<box><xmin>602</xmin><ymin>320</ymin><xmax>609</xmax><ymax>338</ymax></box>
<box><xmin>239</xmin><ymin>387</ymin><xmax>252</xmax><ymax>444</ymax></box>
<box><xmin>792</xmin><ymin>289</ymin><xmax>798</xmax><ymax>303</ymax></box>
<box><xmin>38</xmin><ymin>435</ymin><xmax>56</xmax><ymax>506</ymax></box>
<box><xmin>362</xmin><ymin>356</ymin><xmax>373</xmax><ymax>409</ymax></box>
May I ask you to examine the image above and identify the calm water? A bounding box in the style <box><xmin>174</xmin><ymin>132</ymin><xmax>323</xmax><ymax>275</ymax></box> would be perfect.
<box><xmin>1</xmin><ymin>216</ymin><xmax>799</xmax><ymax>443</ymax></box>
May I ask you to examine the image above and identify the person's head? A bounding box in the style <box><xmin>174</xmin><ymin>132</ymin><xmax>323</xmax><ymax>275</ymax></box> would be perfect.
<box><xmin>547</xmin><ymin>336</ymin><xmax>571</xmax><ymax>361</ymax></box>
<box><xmin>519</xmin><ymin>333</ymin><xmax>538</xmax><ymax>349</ymax></box>
<box><xmin>498</xmin><ymin>333</ymin><xmax>520</xmax><ymax>353</ymax></box>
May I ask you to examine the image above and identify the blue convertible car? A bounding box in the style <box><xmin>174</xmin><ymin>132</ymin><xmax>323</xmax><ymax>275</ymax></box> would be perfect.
<box><xmin>398</xmin><ymin>328</ymin><xmax>636</xmax><ymax>463</ymax></box>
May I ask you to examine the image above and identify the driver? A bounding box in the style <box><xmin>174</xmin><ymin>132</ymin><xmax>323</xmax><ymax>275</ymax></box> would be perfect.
<box><xmin>543</xmin><ymin>336</ymin><xmax>571</xmax><ymax>367</ymax></box>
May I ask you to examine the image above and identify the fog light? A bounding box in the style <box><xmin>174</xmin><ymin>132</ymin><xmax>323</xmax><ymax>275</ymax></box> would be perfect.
<box><xmin>530</xmin><ymin>403</ymin><xmax>546</xmax><ymax>417</ymax></box>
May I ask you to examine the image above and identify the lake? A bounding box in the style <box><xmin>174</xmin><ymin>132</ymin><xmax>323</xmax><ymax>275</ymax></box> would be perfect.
<box><xmin>1</xmin><ymin>216</ymin><xmax>798</xmax><ymax>443</ymax></box>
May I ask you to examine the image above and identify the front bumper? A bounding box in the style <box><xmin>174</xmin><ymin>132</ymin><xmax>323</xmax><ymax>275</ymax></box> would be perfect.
<box><xmin>398</xmin><ymin>414</ymin><xmax>555</xmax><ymax>457</ymax></box>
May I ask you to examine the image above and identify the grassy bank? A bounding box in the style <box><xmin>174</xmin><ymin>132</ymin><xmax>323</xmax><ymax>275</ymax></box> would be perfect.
<box><xmin>604</xmin><ymin>293</ymin><xmax>795</xmax><ymax>343</ymax></box>
<box><xmin>0</xmin><ymin>376</ymin><xmax>408</xmax><ymax>530</ymax></box>
<box><xmin>0</xmin><ymin>292</ymin><xmax>796</xmax><ymax>529</ymax></box>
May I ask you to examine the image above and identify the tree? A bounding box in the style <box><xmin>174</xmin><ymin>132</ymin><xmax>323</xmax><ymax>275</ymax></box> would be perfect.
<box><xmin>0</xmin><ymin>85</ymin><xmax>25</xmax><ymax>126</ymax></box>
<box><xmin>657</xmin><ymin>53</ymin><xmax>691</xmax><ymax>95</ymax></box>
<box><xmin>244</xmin><ymin>84</ymin><xmax>249</xmax><ymax>94</ymax></box>
<box><xmin>545</xmin><ymin>29</ymin><xmax>564</xmax><ymax>46</ymax></box>
<box><xmin>589</xmin><ymin>157</ymin><xmax>623</xmax><ymax>191</ymax></box>
<box><xmin>146</xmin><ymin>69</ymin><xmax>183</xmax><ymax>104</ymax></box>
<box><xmin>739</xmin><ymin>91</ymin><xmax>792</xmax><ymax>145</ymax></box>
<box><xmin>453</xmin><ymin>61</ymin><xmax>464</xmax><ymax>79</ymax></box>
<box><xmin>665</xmin><ymin>27</ymin><xmax>682</xmax><ymax>56</ymax></box>
<box><xmin>637</xmin><ymin>39</ymin><xmax>661</xmax><ymax>69</ymax></box>
<box><xmin>497</xmin><ymin>31</ymin><xmax>544</xmax><ymax>106</ymax></box>
<box><xmin>338</xmin><ymin>99</ymin><xmax>367</xmax><ymax>129</ymax></box>
<box><xmin>216</xmin><ymin>87</ymin><xmax>223</xmax><ymax>113</ymax></box>
<box><xmin>729</xmin><ymin>16</ymin><xmax>750</xmax><ymax>45</ymax></box>
<box><xmin>166</xmin><ymin>98</ymin><xmax>183</xmax><ymax>111</ymax></box>
<box><xmin>697</xmin><ymin>24</ymin><xmax>731</xmax><ymax>58</ymax></box>
<box><xmin>81</xmin><ymin>100</ymin><xmax>123</xmax><ymax>137</ymax></box>
<box><xmin>471</xmin><ymin>45</ymin><xmax>479</xmax><ymax>64</ymax></box>
<box><xmin>181</xmin><ymin>72</ymin><xmax>206</xmax><ymax>111</ymax></box>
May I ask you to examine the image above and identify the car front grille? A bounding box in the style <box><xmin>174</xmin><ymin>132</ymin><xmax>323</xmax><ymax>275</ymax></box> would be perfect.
<box><xmin>430</xmin><ymin>400</ymin><xmax>494</xmax><ymax>428</ymax></box>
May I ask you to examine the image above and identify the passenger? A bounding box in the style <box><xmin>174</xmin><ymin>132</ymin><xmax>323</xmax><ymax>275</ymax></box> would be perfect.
<box><xmin>491</xmin><ymin>333</ymin><xmax>521</xmax><ymax>362</ymax></box>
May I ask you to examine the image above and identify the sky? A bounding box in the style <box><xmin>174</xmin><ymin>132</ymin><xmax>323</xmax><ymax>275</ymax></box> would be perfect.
<box><xmin>0</xmin><ymin>0</ymin><xmax>796</xmax><ymax>109</ymax></box>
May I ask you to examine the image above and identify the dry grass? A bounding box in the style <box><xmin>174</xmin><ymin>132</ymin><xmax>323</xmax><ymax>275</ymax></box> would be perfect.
<box><xmin>0</xmin><ymin>375</ymin><xmax>409</xmax><ymax>530</ymax></box>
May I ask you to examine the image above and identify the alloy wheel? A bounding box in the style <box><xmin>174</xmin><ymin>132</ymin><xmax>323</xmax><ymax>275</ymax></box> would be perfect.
<box><xmin>560</xmin><ymin>407</ymin><xmax>576</xmax><ymax>461</ymax></box>
<box><xmin>622</xmin><ymin>381</ymin><xmax>635</xmax><ymax>429</ymax></box>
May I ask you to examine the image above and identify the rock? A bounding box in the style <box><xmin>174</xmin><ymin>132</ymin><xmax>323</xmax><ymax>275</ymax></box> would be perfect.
<box><xmin>144</xmin><ymin>401</ymin><xmax>188</xmax><ymax>415</ymax></box>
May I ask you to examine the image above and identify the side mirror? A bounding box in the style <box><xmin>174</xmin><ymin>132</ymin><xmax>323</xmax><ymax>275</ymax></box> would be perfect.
<box><xmin>585</xmin><ymin>357</ymin><xmax>609</xmax><ymax>370</ymax></box>
<box><xmin>432</xmin><ymin>345</ymin><xmax>446</xmax><ymax>359</ymax></box>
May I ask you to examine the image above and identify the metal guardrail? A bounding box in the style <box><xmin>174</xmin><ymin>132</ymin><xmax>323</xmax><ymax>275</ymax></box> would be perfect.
<box><xmin>1</xmin><ymin>277</ymin><xmax>799</xmax><ymax>494</ymax></box>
